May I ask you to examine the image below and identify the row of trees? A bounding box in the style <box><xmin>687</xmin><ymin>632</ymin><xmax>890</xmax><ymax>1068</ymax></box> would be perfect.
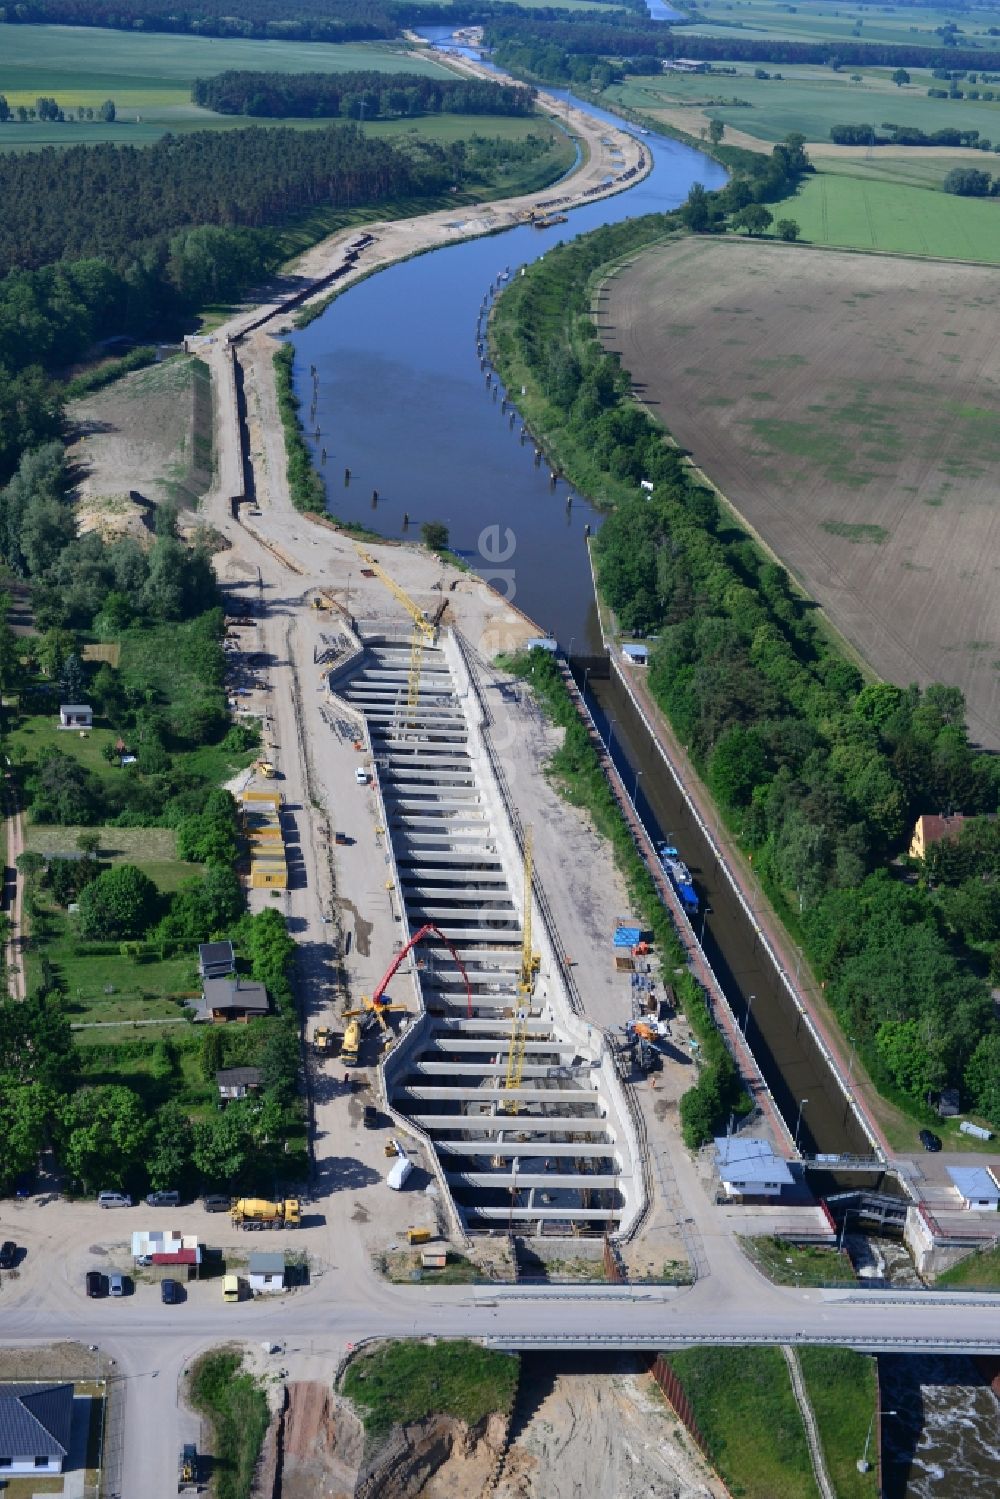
<box><xmin>491</xmin><ymin>203</ymin><xmax>1000</xmax><ymax>1130</ymax></box>
<box><xmin>0</xmin><ymin>0</ymin><xmax>395</xmax><ymax>41</ymax></box>
<box><xmin>193</xmin><ymin>69</ymin><xmax>535</xmax><ymax>119</ymax></box>
<box><xmin>0</xmin><ymin>96</ymin><xmax>116</xmax><ymax>123</ymax></box>
<box><xmin>831</xmin><ymin>122</ymin><xmax>993</xmax><ymax>149</ymax></box>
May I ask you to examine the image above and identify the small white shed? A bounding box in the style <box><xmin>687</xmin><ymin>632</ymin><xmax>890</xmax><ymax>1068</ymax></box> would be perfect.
<box><xmin>248</xmin><ymin>1251</ymin><xmax>286</xmax><ymax>1294</ymax></box>
<box><xmin>59</xmin><ymin>704</ymin><xmax>93</xmax><ymax>729</ymax></box>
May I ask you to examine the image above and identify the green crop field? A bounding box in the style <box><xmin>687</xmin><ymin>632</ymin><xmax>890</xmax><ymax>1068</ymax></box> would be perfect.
<box><xmin>677</xmin><ymin>0</ymin><xmax>1000</xmax><ymax>50</ymax></box>
<box><xmin>612</xmin><ymin>64</ymin><xmax>1000</xmax><ymax>145</ymax></box>
<box><xmin>773</xmin><ymin>169</ymin><xmax>1000</xmax><ymax>259</ymax></box>
<box><xmin>0</xmin><ymin>24</ymin><xmax>454</xmax><ymax>149</ymax></box>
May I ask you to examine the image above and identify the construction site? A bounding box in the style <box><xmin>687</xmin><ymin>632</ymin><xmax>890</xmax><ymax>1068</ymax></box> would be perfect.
<box><xmin>324</xmin><ymin>554</ymin><xmax>641</xmax><ymax>1240</ymax></box>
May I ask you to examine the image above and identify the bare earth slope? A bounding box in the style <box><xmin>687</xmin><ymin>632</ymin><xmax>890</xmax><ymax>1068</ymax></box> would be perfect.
<box><xmin>602</xmin><ymin>237</ymin><xmax>1000</xmax><ymax>747</ymax></box>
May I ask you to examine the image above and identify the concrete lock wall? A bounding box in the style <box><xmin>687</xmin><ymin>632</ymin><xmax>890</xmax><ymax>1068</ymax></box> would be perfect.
<box><xmin>444</xmin><ymin>631</ymin><xmax>644</xmax><ymax>1238</ymax></box>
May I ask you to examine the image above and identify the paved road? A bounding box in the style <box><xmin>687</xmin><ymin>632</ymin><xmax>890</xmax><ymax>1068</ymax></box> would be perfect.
<box><xmin>1</xmin><ymin>1266</ymin><xmax>998</xmax><ymax>1499</ymax></box>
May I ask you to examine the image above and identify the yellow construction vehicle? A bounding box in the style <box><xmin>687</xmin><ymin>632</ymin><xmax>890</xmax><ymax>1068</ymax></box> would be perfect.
<box><xmin>344</xmin><ymin>995</ymin><xmax>410</xmax><ymax>1053</ymax></box>
<box><xmin>313</xmin><ymin>1025</ymin><xmax>335</xmax><ymax>1056</ymax></box>
<box><xmin>354</xmin><ymin>547</ymin><xmax>437</xmax><ymax>719</ymax></box>
<box><xmin>254</xmin><ymin>759</ymin><xmax>276</xmax><ymax>778</ymax></box>
<box><xmin>230</xmin><ymin>1197</ymin><xmax>301</xmax><ymax>1230</ymax></box>
<box><xmin>178</xmin><ymin>1443</ymin><xmax>199</xmax><ymax>1491</ymax></box>
<box><xmin>505</xmin><ymin>827</ymin><xmax>540</xmax><ymax>1113</ymax></box>
<box><xmin>341</xmin><ymin>1016</ymin><xmax>362</xmax><ymax>1067</ymax></box>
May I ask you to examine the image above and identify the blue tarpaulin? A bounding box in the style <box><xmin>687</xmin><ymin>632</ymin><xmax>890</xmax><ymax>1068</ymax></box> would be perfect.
<box><xmin>613</xmin><ymin>926</ymin><xmax>641</xmax><ymax>948</ymax></box>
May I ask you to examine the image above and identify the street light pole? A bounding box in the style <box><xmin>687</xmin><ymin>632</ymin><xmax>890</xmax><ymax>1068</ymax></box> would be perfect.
<box><xmin>838</xmin><ymin>1207</ymin><xmax>853</xmax><ymax>1253</ymax></box>
<box><xmin>794</xmin><ymin>1097</ymin><xmax>809</xmax><ymax>1151</ymax></box>
<box><xmin>742</xmin><ymin>992</ymin><xmax>755</xmax><ymax>1037</ymax></box>
<box><xmin>858</xmin><ymin>1407</ymin><xmax>896</xmax><ymax>1475</ymax></box>
<box><xmin>699</xmin><ymin>904</ymin><xmax>712</xmax><ymax>944</ymax></box>
<box><xmin>606</xmin><ymin>716</ymin><xmax>618</xmax><ymax>752</ymax></box>
<box><xmin>633</xmin><ymin>768</ymin><xmax>642</xmax><ymax>804</ymax></box>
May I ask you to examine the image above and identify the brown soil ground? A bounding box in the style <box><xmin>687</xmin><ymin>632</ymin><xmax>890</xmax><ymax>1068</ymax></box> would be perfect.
<box><xmin>495</xmin><ymin>1355</ymin><xmax>727</xmax><ymax>1499</ymax></box>
<box><xmin>602</xmin><ymin>236</ymin><xmax>1000</xmax><ymax>747</ymax></box>
<box><xmin>280</xmin><ymin>1382</ymin><xmax>365</xmax><ymax>1499</ymax></box>
<box><xmin>68</xmin><ymin>353</ymin><xmax>214</xmax><ymax>540</ymax></box>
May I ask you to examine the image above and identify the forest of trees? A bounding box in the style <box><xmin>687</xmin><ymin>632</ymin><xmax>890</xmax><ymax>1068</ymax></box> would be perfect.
<box><xmin>0</xmin><ymin>0</ymin><xmax>396</xmax><ymax>40</ymax></box>
<box><xmin>831</xmin><ymin>122</ymin><xmax>994</xmax><ymax>149</ymax></box>
<box><xmin>485</xmin><ymin>13</ymin><xmax>1000</xmax><ymax>79</ymax></box>
<box><xmin>0</xmin><ymin>123</ymin><xmax>464</xmax><ymax>274</ymax></box>
<box><xmin>491</xmin><ymin>197</ymin><xmax>1000</xmax><ymax>1133</ymax></box>
<box><xmin>193</xmin><ymin>69</ymin><xmax>535</xmax><ymax>119</ymax></box>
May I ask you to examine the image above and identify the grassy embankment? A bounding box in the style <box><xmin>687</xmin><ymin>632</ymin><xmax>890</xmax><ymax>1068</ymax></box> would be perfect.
<box><xmin>797</xmin><ymin>1349</ymin><xmax>879</xmax><ymax>1499</ymax></box>
<box><xmin>666</xmin><ymin>1344</ymin><xmax>878</xmax><ymax>1498</ymax></box>
<box><xmin>668</xmin><ymin>1346</ymin><xmax>820</xmax><ymax>1499</ymax></box>
<box><xmin>190</xmin><ymin>1350</ymin><xmax>270</xmax><ymax>1499</ymax></box>
<box><xmin>499</xmin><ymin>647</ymin><xmax>749</xmax><ymax>1149</ymax></box>
<box><xmin>342</xmin><ymin>1339</ymin><xmax>518</xmax><ymax>1443</ymax></box>
<box><xmin>742</xmin><ymin>1236</ymin><xmax>857</xmax><ymax>1286</ymax></box>
<box><xmin>936</xmin><ymin>1243</ymin><xmax>1000</xmax><ymax>1288</ymax></box>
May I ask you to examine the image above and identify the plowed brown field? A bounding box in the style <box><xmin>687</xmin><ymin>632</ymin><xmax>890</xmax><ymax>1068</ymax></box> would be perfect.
<box><xmin>601</xmin><ymin>237</ymin><xmax>1000</xmax><ymax>748</ymax></box>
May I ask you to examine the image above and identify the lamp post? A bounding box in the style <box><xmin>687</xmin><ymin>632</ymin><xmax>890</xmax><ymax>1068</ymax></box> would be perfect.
<box><xmin>633</xmin><ymin>768</ymin><xmax>642</xmax><ymax>805</ymax></box>
<box><xmin>858</xmin><ymin>1406</ymin><xmax>896</xmax><ymax>1475</ymax></box>
<box><xmin>794</xmin><ymin>1097</ymin><xmax>809</xmax><ymax>1151</ymax></box>
<box><xmin>582</xmin><ymin>666</ymin><xmax>591</xmax><ymax>697</ymax></box>
<box><xmin>742</xmin><ymin>992</ymin><xmax>755</xmax><ymax>1038</ymax></box>
<box><xmin>606</xmin><ymin>716</ymin><xmax>618</xmax><ymax>753</ymax></box>
<box><xmin>699</xmin><ymin>904</ymin><xmax>712</xmax><ymax>945</ymax></box>
<box><xmin>838</xmin><ymin>1207</ymin><xmax>854</xmax><ymax>1253</ymax></box>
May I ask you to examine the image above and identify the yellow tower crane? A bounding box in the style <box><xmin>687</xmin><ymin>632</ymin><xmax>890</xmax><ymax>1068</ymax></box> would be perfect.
<box><xmin>355</xmin><ymin>547</ymin><xmax>437</xmax><ymax>719</ymax></box>
<box><xmin>505</xmin><ymin>826</ymin><xmax>540</xmax><ymax>1109</ymax></box>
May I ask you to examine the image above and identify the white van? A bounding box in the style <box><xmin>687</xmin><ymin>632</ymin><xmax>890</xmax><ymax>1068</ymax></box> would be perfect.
<box><xmin>98</xmin><ymin>1191</ymin><xmax>132</xmax><ymax>1209</ymax></box>
<box><xmin>387</xmin><ymin>1154</ymin><xmax>413</xmax><ymax>1191</ymax></box>
<box><xmin>354</xmin><ymin>766</ymin><xmax>370</xmax><ymax>785</ymax></box>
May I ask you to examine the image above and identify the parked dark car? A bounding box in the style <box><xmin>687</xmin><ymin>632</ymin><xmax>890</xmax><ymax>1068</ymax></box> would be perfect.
<box><xmin>86</xmin><ymin>1270</ymin><xmax>107</xmax><ymax>1298</ymax></box>
<box><xmin>160</xmin><ymin>1278</ymin><xmax>182</xmax><ymax>1304</ymax></box>
<box><xmin>203</xmin><ymin>1194</ymin><xmax>231</xmax><ymax>1213</ymax></box>
<box><xmin>363</xmin><ymin>1104</ymin><xmax>379</xmax><ymax>1130</ymax></box>
<box><xmin>0</xmin><ymin>1241</ymin><xmax>17</xmax><ymax>1269</ymax></box>
<box><xmin>146</xmin><ymin>1190</ymin><xmax>180</xmax><ymax>1207</ymax></box>
<box><xmin>919</xmin><ymin>1129</ymin><xmax>942</xmax><ymax>1152</ymax></box>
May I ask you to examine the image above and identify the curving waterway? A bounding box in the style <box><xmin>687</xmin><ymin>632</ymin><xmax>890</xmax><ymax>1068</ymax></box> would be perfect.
<box><xmin>289</xmin><ymin>36</ymin><xmax>999</xmax><ymax>1492</ymax></box>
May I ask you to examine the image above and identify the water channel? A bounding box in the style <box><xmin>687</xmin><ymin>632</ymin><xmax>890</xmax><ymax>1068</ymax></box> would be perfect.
<box><xmin>288</xmin><ymin>32</ymin><xmax>999</xmax><ymax>1491</ymax></box>
<box><xmin>289</xmin><ymin>44</ymin><xmax>867</xmax><ymax>1155</ymax></box>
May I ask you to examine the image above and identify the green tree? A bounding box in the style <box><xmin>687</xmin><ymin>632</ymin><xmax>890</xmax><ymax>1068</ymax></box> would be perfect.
<box><xmin>708</xmin><ymin>118</ymin><xmax>725</xmax><ymax>145</ymax></box>
<box><xmin>0</xmin><ymin>1083</ymin><xmax>52</xmax><ymax>1192</ymax></box>
<box><xmin>260</xmin><ymin>1024</ymin><xmax>300</xmax><ymax>1107</ymax></box>
<box><xmin>775</xmin><ymin>218</ymin><xmax>801</xmax><ymax>242</ymax></box>
<box><xmin>147</xmin><ymin>1101</ymin><xmax>194</xmax><ymax>1190</ymax></box>
<box><xmin>58</xmin><ymin>1084</ymin><xmax>148</xmax><ymax>1191</ymax></box>
<box><xmin>420</xmin><ymin>520</ymin><xmax>449</xmax><ymax>551</ymax></box>
<box><xmin>732</xmin><ymin>204</ymin><xmax>774</xmax><ymax>237</ymax></box>
<box><xmin>708</xmin><ymin>727</ymin><xmax>768</xmax><ymax>808</ymax></box>
<box><xmin>192</xmin><ymin>1103</ymin><xmax>252</xmax><ymax>1184</ymax></box>
<box><xmin>964</xmin><ymin>1034</ymin><xmax>1000</xmax><ymax>1125</ymax></box>
<box><xmin>77</xmin><ymin>830</ymin><xmax>101</xmax><ymax>859</ymax></box>
<box><xmin>681</xmin><ymin>181</ymin><xmax>712</xmax><ymax>233</ymax></box>
<box><xmin>36</xmin><ymin>627</ymin><xmax>77</xmax><ymax>680</ymax></box>
<box><xmin>875</xmin><ymin>1019</ymin><xmax>937</xmax><ymax>1101</ymax></box>
<box><xmin>892</xmin><ymin>68</ymin><xmax>911</xmax><ymax>87</ymax></box>
<box><xmin>99</xmin><ymin>99</ymin><xmax>116</xmax><ymax>123</ymax></box>
<box><xmin>28</xmin><ymin>750</ymin><xmax>102</xmax><ymax>825</ymax></box>
<box><xmin>78</xmin><ymin>863</ymin><xmax>158</xmax><ymax>939</ymax></box>
<box><xmin>200</xmin><ymin>1025</ymin><xmax>226</xmax><ymax>1082</ymax></box>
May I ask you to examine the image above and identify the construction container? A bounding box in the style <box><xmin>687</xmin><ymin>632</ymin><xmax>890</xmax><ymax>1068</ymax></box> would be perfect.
<box><xmin>407</xmin><ymin>1227</ymin><xmax>432</xmax><ymax>1245</ymax></box>
<box><xmin>421</xmin><ymin>1249</ymin><xmax>447</xmax><ymax>1269</ymax></box>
